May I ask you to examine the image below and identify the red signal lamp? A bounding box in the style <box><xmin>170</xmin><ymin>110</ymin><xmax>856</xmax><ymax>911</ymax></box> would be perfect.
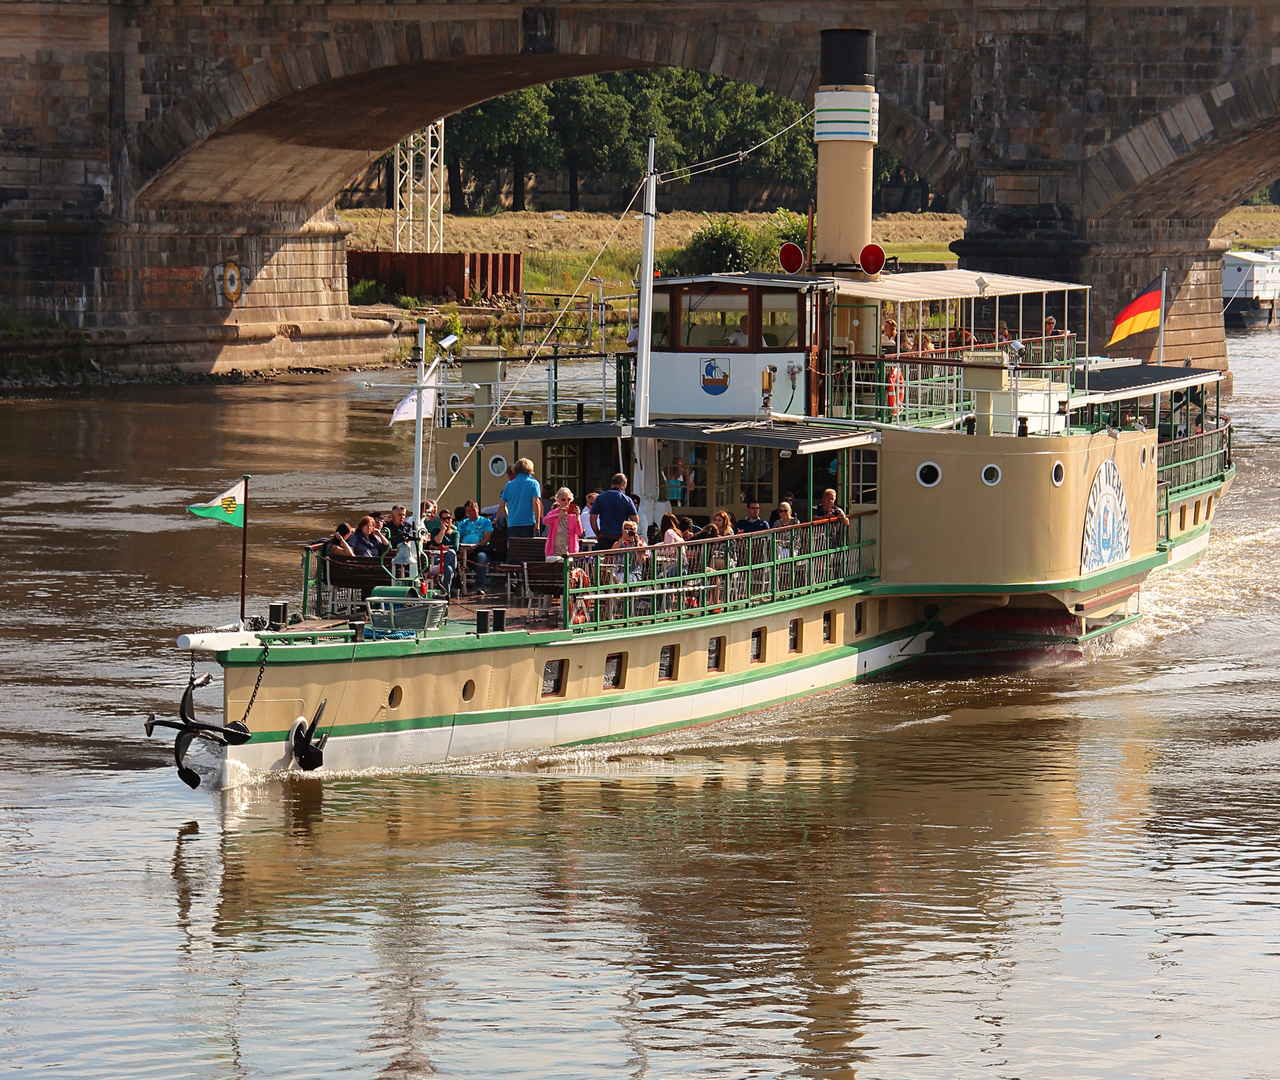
<box><xmin>778</xmin><ymin>242</ymin><xmax>805</xmax><ymax>275</ymax></box>
<box><xmin>859</xmin><ymin>243</ymin><xmax>886</xmax><ymax>276</ymax></box>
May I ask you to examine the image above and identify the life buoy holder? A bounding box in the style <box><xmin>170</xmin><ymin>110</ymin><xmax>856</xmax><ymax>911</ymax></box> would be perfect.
<box><xmin>887</xmin><ymin>364</ymin><xmax>905</xmax><ymax>414</ymax></box>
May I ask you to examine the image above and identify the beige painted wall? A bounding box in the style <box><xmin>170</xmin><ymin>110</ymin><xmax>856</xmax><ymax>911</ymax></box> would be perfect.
<box><xmin>877</xmin><ymin>428</ymin><xmax>1157</xmax><ymax>586</ymax></box>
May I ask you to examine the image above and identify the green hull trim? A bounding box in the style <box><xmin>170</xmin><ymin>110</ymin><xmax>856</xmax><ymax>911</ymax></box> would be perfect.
<box><xmin>241</xmin><ymin>623</ymin><xmax>924</xmax><ymax>744</ymax></box>
<box><xmin>1158</xmin><ymin>519</ymin><xmax>1212</xmax><ymax>555</ymax></box>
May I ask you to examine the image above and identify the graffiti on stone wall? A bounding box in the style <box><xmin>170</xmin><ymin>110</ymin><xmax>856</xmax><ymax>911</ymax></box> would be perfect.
<box><xmin>212</xmin><ymin>262</ymin><xmax>245</xmax><ymax>309</ymax></box>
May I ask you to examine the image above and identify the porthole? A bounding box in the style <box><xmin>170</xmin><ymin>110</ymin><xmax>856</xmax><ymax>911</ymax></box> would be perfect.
<box><xmin>1141</xmin><ymin>446</ymin><xmax>1148</xmax><ymax>467</ymax></box>
<box><xmin>388</xmin><ymin>685</ymin><xmax>403</xmax><ymax>709</ymax></box>
<box><xmin>981</xmin><ymin>463</ymin><xmax>1002</xmax><ymax>487</ymax></box>
<box><xmin>448</xmin><ymin>452</ymin><xmax>461</xmax><ymax>474</ymax></box>
<box><xmin>488</xmin><ymin>454</ymin><xmax>508</xmax><ymax>477</ymax></box>
<box><xmin>461</xmin><ymin>679</ymin><xmax>476</xmax><ymax>702</ymax></box>
<box><xmin>916</xmin><ymin>461</ymin><xmax>942</xmax><ymax>487</ymax></box>
<box><xmin>1052</xmin><ymin>460</ymin><xmax>1065</xmax><ymax>487</ymax></box>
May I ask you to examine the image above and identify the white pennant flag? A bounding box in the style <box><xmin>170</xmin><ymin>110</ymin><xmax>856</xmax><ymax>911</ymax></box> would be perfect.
<box><xmin>390</xmin><ymin>386</ymin><xmax>436</xmax><ymax>426</ymax></box>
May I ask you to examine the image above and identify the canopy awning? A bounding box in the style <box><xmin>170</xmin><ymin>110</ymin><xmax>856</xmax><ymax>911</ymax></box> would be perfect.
<box><xmin>464</xmin><ymin>419</ymin><xmax>881</xmax><ymax>455</ymax></box>
<box><xmin>836</xmin><ymin>269</ymin><xmax>1089</xmax><ymax>304</ymax></box>
<box><xmin>1072</xmin><ymin>363</ymin><xmax>1224</xmax><ymax>406</ymax></box>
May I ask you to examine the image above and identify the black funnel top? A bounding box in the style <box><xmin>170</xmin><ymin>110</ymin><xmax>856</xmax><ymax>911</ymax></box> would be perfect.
<box><xmin>819</xmin><ymin>28</ymin><xmax>875</xmax><ymax>87</ymax></box>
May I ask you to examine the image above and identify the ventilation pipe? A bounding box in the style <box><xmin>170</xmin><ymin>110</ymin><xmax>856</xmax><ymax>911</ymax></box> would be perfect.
<box><xmin>814</xmin><ymin>28</ymin><xmax>878</xmax><ymax>275</ymax></box>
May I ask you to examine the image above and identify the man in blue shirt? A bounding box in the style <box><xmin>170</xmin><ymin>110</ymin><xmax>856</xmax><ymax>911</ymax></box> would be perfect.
<box><xmin>456</xmin><ymin>500</ymin><xmax>495</xmax><ymax>593</ymax></box>
<box><xmin>499</xmin><ymin>458</ymin><xmax>543</xmax><ymax>539</ymax></box>
<box><xmin>590</xmin><ymin>473</ymin><xmax>639</xmax><ymax>550</ymax></box>
<box><xmin>736</xmin><ymin>501</ymin><xmax>770</xmax><ymax>533</ymax></box>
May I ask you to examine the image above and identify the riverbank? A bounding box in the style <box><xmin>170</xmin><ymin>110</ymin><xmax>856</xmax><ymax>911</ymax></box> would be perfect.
<box><xmin>339</xmin><ymin>208</ymin><xmax>965</xmax><ymax>290</ymax></box>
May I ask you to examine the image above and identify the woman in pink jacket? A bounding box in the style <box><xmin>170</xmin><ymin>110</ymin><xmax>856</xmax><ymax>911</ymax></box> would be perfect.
<box><xmin>544</xmin><ymin>486</ymin><xmax>584</xmax><ymax>559</ymax></box>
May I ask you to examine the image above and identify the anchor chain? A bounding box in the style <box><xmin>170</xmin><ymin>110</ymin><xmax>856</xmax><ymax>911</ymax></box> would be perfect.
<box><xmin>239</xmin><ymin>639</ymin><xmax>271</xmax><ymax>728</ymax></box>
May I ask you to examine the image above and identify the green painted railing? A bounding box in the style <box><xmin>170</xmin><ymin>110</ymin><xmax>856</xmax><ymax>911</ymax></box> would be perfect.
<box><xmin>1158</xmin><ymin>421</ymin><xmax>1232</xmax><ymax>499</ymax></box>
<box><xmin>562</xmin><ymin>513</ymin><xmax>878</xmax><ymax>632</ymax></box>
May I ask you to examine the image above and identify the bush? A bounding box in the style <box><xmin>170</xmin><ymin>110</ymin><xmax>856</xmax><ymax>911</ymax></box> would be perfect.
<box><xmin>677</xmin><ymin>214</ymin><xmax>761</xmax><ymax>274</ymax></box>
<box><xmin>436</xmin><ymin>310</ymin><xmax>464</xmax><ymax>347</ymax></box>
<box><xmin>658</xmin><ymin>210</ymin><xmax>812</xmax><ymax>276</ymax></box>
<box><xmin>755</xmin><ymin>209</ymin><xmax>810</xmax><ymax>272</ymax></box>
<box><xmin>349</xmin><ymin>278</ymin><xmax>386</xmax><ymax>305</ymax></box>
<box><xmin>395</xmin><ymin>293</ymin><xmax>422</xmax><ymax>310</ymax></box>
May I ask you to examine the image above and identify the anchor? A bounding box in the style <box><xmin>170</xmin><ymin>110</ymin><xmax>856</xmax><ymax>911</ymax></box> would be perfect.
<box><xmin>288</xmin><ymin>699</ymin><xmax>328</xmax><ymax>772</ymax></box>
<box><xmin>145</xmin><ymin>670</ymin><xmax>253</xmax><ymax>789</ymax></box>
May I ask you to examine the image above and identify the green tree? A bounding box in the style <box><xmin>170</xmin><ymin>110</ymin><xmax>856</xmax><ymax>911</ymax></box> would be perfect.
<box><xmin>446</xmin><ymin>86</ymin><xmax>552</xmax><ymax>213</ymax></box>
<box><xmin>547</xmin><ymin>75</ymin><xmax>634</xmax><ymax>211</ymax></box>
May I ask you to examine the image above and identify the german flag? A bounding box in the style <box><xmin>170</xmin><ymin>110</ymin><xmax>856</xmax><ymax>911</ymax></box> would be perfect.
<box><xmin>1107</xmin><ymin>276</ymin><xmax>1162</xmax><ymax>346</ymax></box>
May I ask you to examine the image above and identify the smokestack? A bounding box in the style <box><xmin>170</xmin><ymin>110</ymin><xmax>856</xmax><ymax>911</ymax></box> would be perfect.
<box><xmin>814</xmin><ymin>28</ymin><xmax>878</xmax><ymax>273</ymax></box>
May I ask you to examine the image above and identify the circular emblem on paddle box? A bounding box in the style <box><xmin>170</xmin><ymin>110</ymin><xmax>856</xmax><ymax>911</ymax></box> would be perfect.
<box><xmin>1081</xmin><ymin>459</ymin><xmax>1131</xmax><ymax>574</ymax></box>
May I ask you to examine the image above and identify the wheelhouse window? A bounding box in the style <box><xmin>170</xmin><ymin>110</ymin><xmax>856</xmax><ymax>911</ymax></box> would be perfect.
<box><xmin>650</xmin><ymin>291</ymin><xmax>672</xmax><ymax>349</ymax></box>
<box><xmin>680</xmin><ymin>286</ymin><xmax>751</xmax><ymax>350</ymax></box>
<box><xmin>761</xmin><ymin>291</ymin><xmax>804</xmax><ymax>349</ymax></box>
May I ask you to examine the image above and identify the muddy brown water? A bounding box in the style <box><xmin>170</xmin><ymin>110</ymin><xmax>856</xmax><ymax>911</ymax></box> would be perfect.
<box><xmin>1</xmin><ymin>338</ymin><xmax>1278</xmax><ymax>1077</ymax></box>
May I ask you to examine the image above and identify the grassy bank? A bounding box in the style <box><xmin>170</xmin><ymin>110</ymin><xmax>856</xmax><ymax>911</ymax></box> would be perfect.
<box><xmin>339</xmin><ymin>208</ymin><xmax>963</xmax><ymax>291</ymax></box>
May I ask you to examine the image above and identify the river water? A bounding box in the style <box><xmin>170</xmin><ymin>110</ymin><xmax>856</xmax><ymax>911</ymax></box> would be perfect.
<box><xmin>1</xmin><ymin>338</ymin><xmax>1278</xmax><ymax>1078</ymax></box>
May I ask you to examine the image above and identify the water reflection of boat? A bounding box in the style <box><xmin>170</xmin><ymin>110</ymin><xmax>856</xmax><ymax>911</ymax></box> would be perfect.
<box><xmin>157</xmin><ymin>28</ymin><xmax>1234</xmax><ymax>786</ymax></box>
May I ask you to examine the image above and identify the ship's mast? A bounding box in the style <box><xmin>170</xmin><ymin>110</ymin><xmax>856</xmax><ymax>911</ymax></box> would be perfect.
<box><xmin>632</xmin><ymin>134</ymin><xmax>659</xmax><ymax>530</ymax></box>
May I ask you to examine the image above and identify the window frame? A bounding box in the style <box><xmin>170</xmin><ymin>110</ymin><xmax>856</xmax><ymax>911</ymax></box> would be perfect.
<box><xmin>541</xmin><ymin>658</ymin><xmax>567</xmax><ymax>697</ymax></box>
<box><xmin>788</xmin><ymin>618</ymin><xmax>802</xmax><ymax>653</ymax></box>
<box><xmin>675</xmin><ymin>284</ymin><xmax>753</xmax><ymax>352</ymax></box>
<box><xmin>750</xmin><ymin>627</ymin><xmax>766</xmax><ymax>663</ymax></box>
<box><xmin>603</xmin><ymin>652</ymin><xmax>627</xmax><ymax>691</ymax></box>
<box><xmin>707</xmin><ymin>636</ymin><xmax>725</xmax><ymax>673</ymax></box>
<box><xmin>822</xmin><ymin>610</ymin><xmax>833</xmax><ymax>644</ymax></box>
<box><xmin>758</xmin><ymin>289</ymin><xmax>807</xmax><ymax>352</ymax></box>
<box><xmin>658</xmin><ymin>644</ymin><xmax>680</xmax><ymax>681</ymax></box>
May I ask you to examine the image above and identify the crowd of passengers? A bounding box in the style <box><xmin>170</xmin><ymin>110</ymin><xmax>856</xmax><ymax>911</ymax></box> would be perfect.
<box><xmin>323</xmin><ymin>456</ymin><xmax>852</xmax><ymax>600</ymax></box>
<box><xmin>881</xmin><ymin>315</ymin><xmax>1067</xmax><ymax>355</ymax></box>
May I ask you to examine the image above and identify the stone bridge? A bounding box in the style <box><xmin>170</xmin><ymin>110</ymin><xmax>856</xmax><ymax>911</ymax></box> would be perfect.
<box><xmin>4</xmin><ymin>0</ymin><xmax>1280</xmax><ymax>374</ymax></box>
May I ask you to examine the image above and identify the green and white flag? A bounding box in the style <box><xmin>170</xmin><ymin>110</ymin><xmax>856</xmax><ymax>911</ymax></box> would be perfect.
<box><xmin>187</xmin><ymin>479</ymin><xmax>245</xmax><ymax>528</ymax></box>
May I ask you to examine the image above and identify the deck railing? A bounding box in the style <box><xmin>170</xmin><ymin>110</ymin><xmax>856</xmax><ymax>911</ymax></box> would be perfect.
<box><xmin>562</xmin><ymin>513</ymin><xmax>878</xmax><ymax>632</ymax></box>
<box><xmin>1157</xmin><ymin>421</ymin><xmax>1232</xmax><ymax>499</ymax></box>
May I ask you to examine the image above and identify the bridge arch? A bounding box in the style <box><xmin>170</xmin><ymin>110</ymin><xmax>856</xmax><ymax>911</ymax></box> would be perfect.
<box><xmin>1083</xmin><ymin>65</ymin><xmax>1280</xmax><ymax>224</ymax></box>
<box><xmin>128</xmin><ymin>14</ymin><xmax>967</xmax><ymax>215</ymax></box>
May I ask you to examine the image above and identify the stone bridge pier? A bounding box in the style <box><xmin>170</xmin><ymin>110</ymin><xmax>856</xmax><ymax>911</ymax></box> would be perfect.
<box><xmin>4</xmin><ymin>2</ymin><xmax>1280</xmax><ymax>377</ymax></box>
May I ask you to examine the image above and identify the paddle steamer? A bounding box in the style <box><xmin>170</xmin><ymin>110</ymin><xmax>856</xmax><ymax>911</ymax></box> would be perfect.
<box><xmin>155</xmin><ymin>29</ymin><xmax>1234</xmax><ymax>784</ymax></box>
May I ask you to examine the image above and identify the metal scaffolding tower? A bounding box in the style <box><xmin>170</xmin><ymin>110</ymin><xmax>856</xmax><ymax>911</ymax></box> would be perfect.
<box><xmin>393</xmin><ymin>121</ymin><xmax>445</xmax><ymax>253</ymax></box>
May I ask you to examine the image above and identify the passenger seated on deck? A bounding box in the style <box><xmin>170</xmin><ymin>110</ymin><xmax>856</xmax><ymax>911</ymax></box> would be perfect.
<box><xmin>327</xmin><ymin>522</ymin><xmax>356</xmax><ymax>558</ymax></box>
<box><xmin>350</xmin><ymin>516</ymin><xmax>390</xmax><ymax>559</ymax></box>
<box><xmin>423</xmin><ymin>508</ymin><xmax>460</xmax><ymax>597</ymax></box>
<box><xmin>384</xmin><ymin>504</ymin><xmax>414</xmax><ymax>548</ymax></box>
<box><xmin>457</xmin><ymin>501</ymin><xmax>494</xmax><ymax>593</ymax></box>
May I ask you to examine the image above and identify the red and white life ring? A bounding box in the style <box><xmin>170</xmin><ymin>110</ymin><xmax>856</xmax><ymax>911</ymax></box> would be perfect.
<box><xmin>569</xmin><ymin>567</ymin><xmax>591</xmax><ymax>625</ymax></box>
<box><xmin>887</xmin><ymin>364</ymin><xmax>905</xmax><ymax>414</ymax></box>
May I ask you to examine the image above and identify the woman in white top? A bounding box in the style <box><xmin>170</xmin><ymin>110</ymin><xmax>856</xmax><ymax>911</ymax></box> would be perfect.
<box><xmin>579</xmin><ymin>492</ymin><xmax>598</xmax><ymax>541</ymax></box>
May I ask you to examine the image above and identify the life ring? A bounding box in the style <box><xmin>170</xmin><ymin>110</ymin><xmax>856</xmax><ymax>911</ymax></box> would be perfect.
<box><xmin>569</xmin><ymin>567</ymin><xmax>591</xmax><ymax>624</ymax></box>
<box><xmin>887</xmin><ymin>364</ymin><xmax>905</xmax><ymax>413</ymax></box>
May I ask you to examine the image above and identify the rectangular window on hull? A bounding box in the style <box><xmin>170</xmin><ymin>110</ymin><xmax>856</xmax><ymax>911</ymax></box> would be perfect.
<box><xmin>658</xmin><ymin>644</ymin><xmax>679</xmax><ymax>681</ymax></box>
<box><xmin>542</xmin><ymin>659</ymin><xmax>567</xmax><ymax>697</ymax></box>
<box><xmin>603</xmin><ymin>652</ymin><xmax>626</xmax><ymax>690</ymax></box>
<box><xmin>750</xmin><ymin>627</ymin><xmax>766</xmax><ymax>663</ymax></box>
<box><xmin>878</xmin><ymin>599</ymin><xmax>889</xmax><ymax>632</ymax></box>
<box><xmin>708</xmin><ymin>636</ymin><xmax>725</xmax><ymax>672</ymax></box>
<box><xmin>789</xmin><ymin>618</ymin><xmax>802</xmax><ymax>653</ymax></box>
<box><xmin>855</xmin><ymin>602</ymin><xmax>865</xmax><ymax>636</ymax></box>
<box><xmin>823</xmin><ymin>610</ymin><xmax>833</xmax><ymax>643</ymax></box>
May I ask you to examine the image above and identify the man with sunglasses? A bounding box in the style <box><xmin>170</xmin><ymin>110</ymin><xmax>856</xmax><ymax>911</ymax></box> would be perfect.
<box><xmin>423</xmin><ymin>505</ymin><xmax>460</xmax><ymax>597</ymax></box>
